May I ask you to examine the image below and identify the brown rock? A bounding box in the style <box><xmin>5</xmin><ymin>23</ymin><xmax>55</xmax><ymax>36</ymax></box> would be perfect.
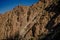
<box><xmin>0</xmin><ymin>0</ymin><xmax>60</xmax><ymax>40</ymax></box>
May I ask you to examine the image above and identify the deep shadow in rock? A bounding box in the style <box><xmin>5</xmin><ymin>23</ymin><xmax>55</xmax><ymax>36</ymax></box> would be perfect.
<box><xmin>40</xmin><ymin>23</ymin><xmax>60</xmax><ymax>40</ymax></box>
<box><xmin>38</xmin><ymin>0</ymin><xmax>60</xmax><ymax>40</ymax></box>
<box><xmin>32</xmin><ymin>23</ymin><xmax>36</xmax><ymax>37</ymax></box>
<box><xmin>45</xmin><ymin>0</ymin><xmax>60</xmax><ymax>30</ymax></box>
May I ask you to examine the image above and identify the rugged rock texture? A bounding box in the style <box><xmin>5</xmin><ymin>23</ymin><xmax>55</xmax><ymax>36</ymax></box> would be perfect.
<box><xmin>0</xmin><ymin>0</ymin><xmax>60</xmax><ymax>40</ymax></box>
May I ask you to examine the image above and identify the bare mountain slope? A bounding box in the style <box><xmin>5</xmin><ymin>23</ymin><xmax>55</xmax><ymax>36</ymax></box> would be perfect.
<box><xmin>0</xmin><ymin>0</ymin><xmax>60</xmax><ymax>40</ymax></box>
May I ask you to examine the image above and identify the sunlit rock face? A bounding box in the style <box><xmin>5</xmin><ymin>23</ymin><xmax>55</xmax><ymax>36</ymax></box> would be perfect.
<box><xmin>0</xmin><ymin>0</ymin><xmax>60</xmax><ymax>40</ymax></box>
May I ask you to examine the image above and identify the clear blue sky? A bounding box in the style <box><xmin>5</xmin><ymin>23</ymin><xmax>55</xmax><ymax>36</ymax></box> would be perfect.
<box><xmin>0</xmin><ymin>0</ymin><xmax>39</xmax><ymax>14</ymax></box>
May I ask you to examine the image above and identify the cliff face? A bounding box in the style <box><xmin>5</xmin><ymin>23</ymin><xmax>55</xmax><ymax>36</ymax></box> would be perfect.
<box><xmin>0</xmin><ymin>0</ymin><xmax>60</xmax><ymax>40</ymax></box>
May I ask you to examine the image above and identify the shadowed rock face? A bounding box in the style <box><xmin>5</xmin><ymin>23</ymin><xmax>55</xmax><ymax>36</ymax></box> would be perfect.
<box><xmin>0</xmin><ymin>0</ymin><xmax>60</xmax><ymax>40</ymax></box>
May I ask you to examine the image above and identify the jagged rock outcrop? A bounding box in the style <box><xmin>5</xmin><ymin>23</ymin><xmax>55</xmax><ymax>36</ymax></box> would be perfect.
<box><xmin>0</xmin><ymin>0</ymin><xmax>60</xmax><ymax>40</ymax></box>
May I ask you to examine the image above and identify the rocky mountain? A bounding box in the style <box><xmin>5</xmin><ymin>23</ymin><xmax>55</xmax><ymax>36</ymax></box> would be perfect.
<box><xmin>0</xmin><ymin>0</ymin><xmax>60</xmax><ymax>40</ymax></box>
